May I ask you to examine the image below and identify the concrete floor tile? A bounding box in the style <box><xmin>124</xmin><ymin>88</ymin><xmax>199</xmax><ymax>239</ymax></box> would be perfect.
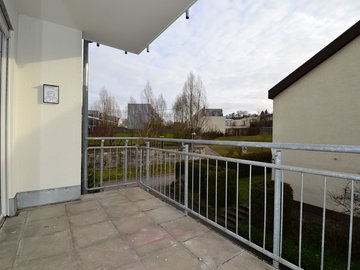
<box><xmin>104</xmin><ymin>202</ymin><xmax>140</xmax><ymax>218</ymax></box>
<box><xmin>141</xmin><ymin>244</ymin><xmax>208</xmax><ymax>270</ymax></box>
<box><xmin>2</xmin><ymin>215</ymin><xmax>27</xmax><ymax>227</ymax></box>
<box><xmin>115</xmin><ymin>261</ymin><xmax>147</xmax><ymax>270</ymax></box>
<box><xmin>69</xmin><ymin>208</ymin><xmax>108</xmax><ymax>227</ymax></box>
<box><xmin>184</xmin><ymin>231</ymin><xmax>242</xmax><ymax>269</ymax></box>
<box><xmin>80</xmin><ymin>193</ymin><xmax>96</xmax><ymax>201</ymax></box>
<box><xmin>23</xmin><ymin>216</ymin><xmax>69</xmax><ymax>238</ymax></box>
<box><xmin>27</xmin><ymin>205</ymin><xmax>66</xmax><ymax>222</ymax></box>
<box><xmin>0</xmin><ymin>223</ymin><xmax>23</xmax><ymax>242</ymax></box>
<box><xmin>127</xmin><ymin>226</ymin><xmax>176</xmax><ymax>257</ymax></box>
<box><xmin>77</xmin><ymin>238</ymin><xmax>139</xmax><ymax>270</ymax></box>
<box><xmin>134</xmin><ymin>198</ymin><xmax>166</xmax><ymax>212</ymax></box>
<box><xmin>0</xmin><ymin>239</ymin><xmax>18</xmax><ymax>269</ymax></box>
<box><xmin>161</xmin><ymin>216</ymin><xmax>209</xmax><ymax>242</ymax></box>
<box><xmin>72</xmin><ymin>221</ymin><xmax>118</xmax><ymax>248</ymax></box>
<box><xmin>218</xmin><ymin>251</ymin><xmax>274</xmax><ymax>270</ymax></box>
<box><xmin>112</xmin><ymin>213</ymin><xmax>156</xmax><ymax>235</ymax></box>
<box><xmin>16</xmin><ymin>230</ymin><xmax>72</xmax><ymax>263</ymax></box>
<box><xmin>145</xmin><ymin>206</ymin><xmax>184</xmax><ymax>224</ymax></box>
<box><xmin>94</xmin><ymin>190</ymin><xmax>121</xmax><ymax>199</ymax></box>
<box><xmin>98</xmin><ymin>194</ymin><xmax>130</xmax><ymax>208</ymax></box>
<box><xmin>124</xmin><ymin>188</ymin><xmax>153</xmax><ymax>202</ymax></box>
<box><xmin>13</xmin><ymin>253</ymin><xmax>77</xmax><ymax>270</ymax></box>
<box><xmin>66</xmin><ymin>200</ymin><xmax>101</xmax><ymax>216</ymax></box>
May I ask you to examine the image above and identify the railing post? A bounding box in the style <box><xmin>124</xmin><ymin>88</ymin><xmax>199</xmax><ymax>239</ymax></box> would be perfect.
<box><xmin>146</xmin><ymin>141</ymin><xmax>150</xmax><ymax>186</ymax></box>
<box><xmin>135</xmin><ymin>145</ymin><xmax>138</xmax><ymax>181</ymax></box>
<box><xmin>183</xmin><ymin>144</ymin><xmax>189</xmax><ymax>215</ymax></box>
<box><xmin>100</xmin><ymin>139</ymin><xmax>104</xmax><ymax>188</ymax></box>
<box><xmin>273</xmin><ymin>149</ymin><xmax>282</xmax><ymax>268</ymax></box>
<box><xmin>124</xmin><ymin>140</ymin><xmax>128</xmax><ymax>182</ymax></box>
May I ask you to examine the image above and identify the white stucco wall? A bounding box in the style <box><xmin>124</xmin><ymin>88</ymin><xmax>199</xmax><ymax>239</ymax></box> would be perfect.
<box><xmin>8</xmin><ymin>14</ymin><xmax>82</xmax><ymax>198</ymax></box>
<box><xmin>203</xmin><ymin>116</ymin><xmax>226</xmax><ymax>133</ymax></box>
<box><xmin>273</xmin><ymin>35</ymin><xmax>360</xmax><ymax>210</ymax></box>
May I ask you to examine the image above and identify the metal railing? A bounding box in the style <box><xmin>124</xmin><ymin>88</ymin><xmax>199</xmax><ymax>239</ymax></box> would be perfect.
<box><xmin>84</xmin><ymin>137</ymin><xmax>360</xmax><ymax>270</ymax></box>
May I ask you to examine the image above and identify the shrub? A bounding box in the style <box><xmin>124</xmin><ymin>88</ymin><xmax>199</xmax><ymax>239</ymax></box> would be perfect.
<box><xmin>250</xmin><ymin>180</ymin><xmax>293</xmax><ymax>233</ymax></box>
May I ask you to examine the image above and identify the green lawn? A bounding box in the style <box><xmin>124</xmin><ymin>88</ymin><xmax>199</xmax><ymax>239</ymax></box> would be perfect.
<box><xmin>209</xmin><ymin>134</ymin><xmax>272</xmax><ymax>158</ymax></box>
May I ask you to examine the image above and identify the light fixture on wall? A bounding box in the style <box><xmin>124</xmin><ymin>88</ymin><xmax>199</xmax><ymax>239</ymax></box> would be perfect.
<box><xmin>96</xmin><ymin>43</ymin><xmax>100</xmax><ymax>47</ymax></box>
<box><xmin>146</xmin><ymin>46</ymin><xmax>149</xmax><ymax>53</ymax></box>
<box><xmin>125</xmin><ymin>51</ymin><xmax>128</xmax><ymax>54</ymax></box>
<box><xmin>185</xmin><ymin>9</ymin><xmax>189</xmax><ymax>19</ymax></box>
<box><xmin>43</xmin><ymin>84</ymin><xmax>59</xmax><ymax>104</ymax></box>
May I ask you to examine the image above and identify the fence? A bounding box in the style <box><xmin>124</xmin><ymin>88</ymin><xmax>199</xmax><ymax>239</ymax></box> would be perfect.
<box><xmin>84</xmin><ymin>137</ymin><xmax>360</xmax><ymax>270</ymax></box>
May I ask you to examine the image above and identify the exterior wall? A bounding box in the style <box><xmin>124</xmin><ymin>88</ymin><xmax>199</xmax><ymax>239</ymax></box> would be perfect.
<box><xmin>9</xmin><ymin>14</ymin><xmax>82</xmax><ymax>199</ymax></box>
<box><xmin>273</xmin><ymin>35</ymin><xmax>360</xmax><ymax>210</ymax></box>
<box><xmin>202</xmin><ymin>116</ymin><xmax>225</xmax><ymax>133</ymax></box>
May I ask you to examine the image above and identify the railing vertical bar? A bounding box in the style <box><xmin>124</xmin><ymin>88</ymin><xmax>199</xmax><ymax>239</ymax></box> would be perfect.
<box><xmin>184</xmin><ymin>144</ymin><xmax>189</xmax><ymax>213</ymax></box>
<box><xmin>108</xmin><ymin>149</ymin><xmax>111</xmax><ymax>183</ymax></box>
<box><xmin>164</xmin><ymin>151</ymin><xmax>167</xmax><ymax>195</ymax></box>
<box><xmin>100</xmin><ymin>139</ymin><xmax>104</xmax><ymax>189</ymax></box>
<box><xmin>206</xmin><ymin>158</ymin><xmax>209</xmax><ymax>219</ymax></box>
<box><xmin>280</xmin><ymin>170</ymin><xmax>285</xmax><ymax>257</ymax></box>
<box><xmin>146</xmin><ymin>142</ymin><xmax>150</xmax><ymax>187</ymax></box>
<box><xmin>139</xmin><ymin>149</ymin><xmax>143</xmax><ymax>182</ymax></box>
<box><xmin>225</xmin><ymin>161</ymin><xmax>228</xmax><ymax>229</ymax></box>
<box><xmin>215</xmin><ymin>159</ymin><xmax>218</xmax><ymax>223</ymax></box>
<box><xmin>174</xmin><ymin>153</ymin><xmax>177</xmax><ymax>201</ymax></box>
<box><xmin>179</xmin><ymin>151</ymin><xmax>182</xmax><ymax>203</ymax></box>
<box><xmin>157</xmin><ymin>149</ymin><xmax>159</xmax><ymax>191</ymax></box>
<box><xmin>115</xmin><ymin>148</ymin><xmax>118</xmax><ymax>183</ymax></box>
<box><xmin>192</xmin><ymin>156</ymin><xmax>194</xmax><ymax>210</ymax></box>
<box><xmin>273</xmin><ymin>150</ymin><xmax>282</xmax><ymax>268</ymax></box>
<box><xmin>249</xmin><ymin>164</ymin><xmax>252</xmax><ymax>242</ymax></box>
<box><xmin>298</xmin><ymin>173</ymin><xmax>304</xmax><ymax>268</ymax></box>
<box><xmin>236</xmin><ymin>162</ymin><xmax>239</xmax><ymax>235</ymax></box>
<box><xmin>199</xmin><ymin>158</ymin><xmax>202</xmax><ymax>214</ymax></box>
<box><xmin>124</xmin><ymin>140</ymin><xmax>128</xmax><ymax>183</ymax></box>
<box><xmin>263</xmin><ymin>166</ymin><xmax>267</xmax><ymax>249</ymax></box>
<box><xmin>152</xmin><ymin>150</ymin><xmax>155</xmax><ymax>188</ymax></box>
<box><xmin>320</xmin><ymin>176</ymin><xmax>327</xmax><ymax>270</ymax></box>
<box><xmin>135</xmin><ymin>147</ymin><xmax>138</xmax><ymax>181</ymax></box>
<box><xmin>347</xmin><ymin>180</ymin><xmax>354</xmax><ymax>270</ymax></box>
<box><xmin>93</xmin><ymin>149</ymin><xmax>96</xmax><ymax>188</ymax></box>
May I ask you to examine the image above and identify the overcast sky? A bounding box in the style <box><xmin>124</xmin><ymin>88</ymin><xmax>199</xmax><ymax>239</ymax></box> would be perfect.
<box><xmin>88</xmin><ymin>0</ymin><xmax>360</xmax><ymax>116</ymax></box>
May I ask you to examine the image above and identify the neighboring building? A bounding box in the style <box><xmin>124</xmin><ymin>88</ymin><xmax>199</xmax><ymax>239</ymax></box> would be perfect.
<box><xmin>269</xmin><ymin>20</ymin><xmax>360</xmax><ymax>211</ymax></box>
<box><xmin>200</xmin><ymin>109</ymin><xmax>226</xmax><ymax>134</ymax></box>
<box><xmin>0</xmin><ymin>0</ymin><xmax>197</xmax><ymax>218</ymax></box>
<box><xmin>127</xmin><ymin>103</ymin><xmax>154</xmax><ymax>130</ymax></box>
<box><xmin>88</xmin><ymin>110</ymin><xmax>120</xmax><ymax>131</ymax></box>
<box><xmin>225</xmin><ymin>115</ymin><xmax>259</xmax><ymax>136</ymax></box>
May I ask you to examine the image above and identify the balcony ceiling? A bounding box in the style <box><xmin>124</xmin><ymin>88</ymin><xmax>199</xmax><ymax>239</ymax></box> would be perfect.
<box><xmin>15</xmin><ymin>0</ymin><xmax>197</xmax><ymax>54</ymax></box>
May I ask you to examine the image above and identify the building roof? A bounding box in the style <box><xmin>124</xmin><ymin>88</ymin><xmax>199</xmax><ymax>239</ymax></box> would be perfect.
<box><xmin>268</xmin><ymin>20</ymin><xmax>360</xmax><ymax>99</ymax></box>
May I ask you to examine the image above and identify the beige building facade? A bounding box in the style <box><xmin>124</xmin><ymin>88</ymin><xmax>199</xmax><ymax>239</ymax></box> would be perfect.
<box><xmin>269</xmin><ymin>21</ymin><xmax>360</xmax><ymax>211</ymax></box>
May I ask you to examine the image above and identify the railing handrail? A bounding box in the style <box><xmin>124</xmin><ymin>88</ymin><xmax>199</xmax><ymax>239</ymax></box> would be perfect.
<box><xmin>87</xmin><ymin>136</ymin><xmax>360</xmax><ymax>154</ymax></box>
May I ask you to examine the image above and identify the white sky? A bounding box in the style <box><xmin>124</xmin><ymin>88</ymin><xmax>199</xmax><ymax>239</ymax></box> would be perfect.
<box><xmin>88</xmin><ymin>0</ymin><xmax>360</xmax><ymax>116</ymax></box>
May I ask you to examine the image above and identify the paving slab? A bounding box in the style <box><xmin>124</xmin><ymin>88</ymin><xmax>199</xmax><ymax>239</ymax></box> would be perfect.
<box><xmin>98</xmin><ymin>194</ymin><xmax>130</xmax><ymax>208</ymax></box>
<box><xmin>23</xmin><ymin>216</ymin><xmax>69</xmax><ymax>238</ymax></box>
<box><xmin>66</xmin><ymin>200</ymin><xmax>101</xmax><ymax>216</ymax></box>
<box><xmin>184</xmin><ymin>231</ymin><xmax>242</xmax><ymax>269</ymax></box>
<box><xmin>161</xmin><ymin>216</ymin><xmax>209</xmax><ymax>242</ymax></box>
<box><xmin>13</xmin><ymin>253</ymin><xmax>77</xmax><ymax>270</ymax></box>
<box><xmin>134</xmin><ymin>197</ymin><xmax>166</xmax><ymax>211</ymax></box>
<box><xmin>127</xmin><ymin>225</ymin><xmax>176</xmax><ymax>257</ymax></box>
<box><xmin>16</xmin><ymin>230</ymin><xmax>72</xmax><ymax>263</ymax></box>
<box><xmin>0</xmin><ymin>239</ymin><xmax>18</xmax><ymax>269</ymax></box>
<box><xmin>69</xmin><ymin>208</ymin><xmax>108</xmax><ymax>227</ymax></box>
<box><xmin>141</xmin><ymin>243</ymin><xmax>208</xmax><ymax>270</ymax></box>
<box><xmin>0</xmin><ymin>223</ymin><xmax>23</xmax><ymax>242</ymax></box>
<box><xmin>124</xmin><ymin>188</ymin><xmax>154</xmax><ymax>202</ymax></box>
<box><xmin>76</xmin><ymin>237</ymin><xmax>139</xmax><ymax>270</ymax></box>
<box><xmin>112</xmin><ymin>213</ymin><xmax>156</xmax><ymax>235</ymax></box>
<box><xmin>27</xmin><ymin>205</ymin><xmax>66</xmax><ymax>222</ymax></box>
<box><xmin>2</xmin><ymin>215</ymin><xmax>27</xmax><ymax>227</ymax></box>
<box><xmin>218</xmin><ymin>250</ymin><xmax>274</xmax><ymax>270</ymax></box>
<box><xmin>104</xmin><ymin>202</ymin><xmax>140</xmax><ymax>218</ymax></box>
<box><xmin>145</xmin><ymin>206</ymin><xmax>185</xmax><ymax>224</ymax></box>
<box><xmin>71</xmin><ymin>221</ymin><xmax>118</xmax><ymax>248</ymax></box>
<box><xmin>115</xmin><ymin>261</ymin><xmax>147</xmax><ymax>270</ymax></box>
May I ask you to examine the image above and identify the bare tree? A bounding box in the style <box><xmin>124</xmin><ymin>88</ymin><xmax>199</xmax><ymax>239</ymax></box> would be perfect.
<box><xmin>330</xmin><ymin>182</ymin><xmax>360</xmax><ymax>217</ymax></box>
<box><xmin>173</xmin><ymin>72</ymin><xmax>207</xmax><ymax>137</ymax></box>
<box><xmin>91</xmin><ymin>88</ymin><xmax>121</xmax><ymax>136</ymax></box>
<box><xmin>127</xmin><ymin>82</ymin><xmax>167</xmax><ymax>136</ymax></box>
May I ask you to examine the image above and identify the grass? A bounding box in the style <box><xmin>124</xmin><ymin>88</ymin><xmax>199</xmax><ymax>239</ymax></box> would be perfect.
<box><xmin>209</xmin><ymin>134</ymin><xmax>272</xmax><ymax>158</ymax></box>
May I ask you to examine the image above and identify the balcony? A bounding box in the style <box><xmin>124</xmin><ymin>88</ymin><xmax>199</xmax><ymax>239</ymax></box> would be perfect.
<box><xmin>0</xmin><ymin>187</ymin><xmax>273</xmax><ymax>270</ymax></box>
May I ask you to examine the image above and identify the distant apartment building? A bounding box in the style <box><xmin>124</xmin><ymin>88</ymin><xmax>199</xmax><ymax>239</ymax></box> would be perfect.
<box><xmin>225</xmin><ymin>115</ymin><xmax>259</xmax><ymax>136</ymax></box>
<box><xmin>127</xmin><ymin>103</ymin><xmax>154</xmax><ymax>130</ymax></box>
<box><xmin>200</xmin><ymin>109</ymin><xmax>226</xmax><ymax>134</ymax></box>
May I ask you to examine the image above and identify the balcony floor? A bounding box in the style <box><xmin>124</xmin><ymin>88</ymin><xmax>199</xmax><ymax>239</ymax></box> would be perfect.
<box><xmin>0</xmin><ymin>187</ymin><xmax>274</xmax><ymax>270</ymax></box>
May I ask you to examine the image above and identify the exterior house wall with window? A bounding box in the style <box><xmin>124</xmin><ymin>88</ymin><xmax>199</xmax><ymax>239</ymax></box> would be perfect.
<box><xmin>270</xmin><ymin>25</ymin><xmax>360</xmax><ymax>211</ymax></box>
